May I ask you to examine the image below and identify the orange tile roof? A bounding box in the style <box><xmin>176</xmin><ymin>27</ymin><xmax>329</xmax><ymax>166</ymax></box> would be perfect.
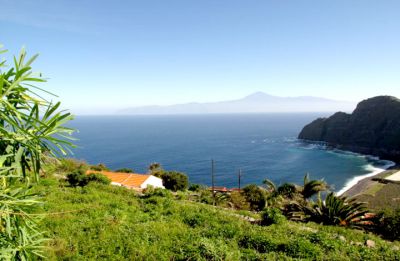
<box><xmin>87</xmin><ymin>170</ymin><xmax>150</xmax><ymax>188</ymax></box>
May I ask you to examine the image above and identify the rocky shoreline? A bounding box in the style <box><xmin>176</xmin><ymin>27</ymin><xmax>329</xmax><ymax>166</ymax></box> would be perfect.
<box><xmin>298</xmin><ymin>96</ymin><xmax>400</xmax><ymax>163</ymax></box>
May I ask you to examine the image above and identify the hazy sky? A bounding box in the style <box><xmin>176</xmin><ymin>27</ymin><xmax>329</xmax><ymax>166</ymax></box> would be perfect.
<box><xmin>1</xmin><ymin>0</ymin><xmax>400</xmax><ymax>114</ymax></box>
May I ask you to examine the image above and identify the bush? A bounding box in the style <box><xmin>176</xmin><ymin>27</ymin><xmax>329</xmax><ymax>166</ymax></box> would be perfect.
<box><xmin>90</xmin><ymin>163</ymin><xmax>109</xmax><ymax>171</ymax></box>
<box><xmin>176</xmin><ymin>191</ymin><xmax>188</xmax><ymax>200</ymax></box>
<box><xmin>143</xmin><ymin>187</ymin><xmax>172</xmax><ymax>198</ymax></box>
<box><xmin>229</xmin><ymin>191</ymin><xmax>250</xmax><ymax>210</ymax></box>
<box><xmin>87</xmin><ymin>173</ymin><xmax>111</xmax><ymax>185</ymax></box>
<box><xmin>57</xmin><ymin>158</ymin><xmax>88</xmax><ymax>173</ymax></box>
<box><xmin>161</xmin><ymin>171</ymin><xmax>188</xmax><ymax>191</ymax></box>
<box><xmin>148</xmin><ymin>162</ymin><xmax>164</xmax><ymax>177</ymax></box>
<box><xmin>261</xmin><ymin>208</ymin><xmax>286</xmax><ymax>226</ymax></box>
<box><xmin>242</xmin><ymin>184</ymin><xmax>266</xmax><ymax>211</ymax></box>
<box><xmin>188</xmin><ymin>184</ymin><xmax>202</xmax><ymax>192</ymax></box>
<box><xmin>115</xmin><ymin>168</ymin><xmax>134</xmax><ymax>173</ymax></box>
<box><xmin>375</xmin><ymin>208</ymin><xmax>400</xmax><ymax>240</ymax></box>
<box><xmin>67</xmin><ymin>171</ymin><xmax>111</xmax><ymax>187</ymax></box>
<box><xmin>199</xmin><ymin>190</ymin><xmax>214</xmax><ymax>205</ymax></box>
<box><xmin>239</xmin><ymin>233</ymin><xmax>279</xmax><ymax>253</ymax></box>
<box><xmin>66</xmin><ymin>170</ymin><xmax>89</xmax><ymax>187</ymax></box>
<box><xmin>279</xmin><ymin>239</ymin><xmax>322</xmax><ymax>259</ymax></box>
<box><xmin>277</xmin><ymin>183</ymin><xmax>297</xmax><ymax>199</ymax></box>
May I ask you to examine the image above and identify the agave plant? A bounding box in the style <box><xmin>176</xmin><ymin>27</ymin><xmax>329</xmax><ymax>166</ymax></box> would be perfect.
<box><xmin>292</xmin><ymin>192</ymin><xmax>373</xmax><ymax>228</ymax></box>
<box><xmin>0</xmin><ymin>45</ymin><xmax>75</xmax><ymax>259</ymax></box>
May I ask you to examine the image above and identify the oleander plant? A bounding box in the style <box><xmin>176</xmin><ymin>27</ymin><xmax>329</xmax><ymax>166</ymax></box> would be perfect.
<box><xmin>0</xmin><ymin>44</ymin><xmax>75</xmax><ymax>260</ymax></box>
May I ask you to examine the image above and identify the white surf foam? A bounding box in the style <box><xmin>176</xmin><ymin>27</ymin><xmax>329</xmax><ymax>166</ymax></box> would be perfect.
<box><xmin>336</xmin><ymin>160</ymin><xmax>396</xmax><ymax>196</ymax></box>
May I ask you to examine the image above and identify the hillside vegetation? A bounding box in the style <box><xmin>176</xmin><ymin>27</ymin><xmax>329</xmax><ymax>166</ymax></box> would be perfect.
<box><xmin>35</xmin><ymin>173</ymin><xmax>400</xmax><ymax>260</ymax></box>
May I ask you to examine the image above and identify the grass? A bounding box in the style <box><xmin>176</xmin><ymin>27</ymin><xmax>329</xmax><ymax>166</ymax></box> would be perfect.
<box><xmin>357</xmin><ymin>183</ymin><xmax>400</xmax><ymax>211</ymax></box>
<box><xmin>33</xmin><ymin>176</ymin><xmax>400</xmax><ymax>260</ymax></box>
<box><xmin>362</xmin><ymin>183</ymin><xmax>385</xmax><ymax>196</ymax></box>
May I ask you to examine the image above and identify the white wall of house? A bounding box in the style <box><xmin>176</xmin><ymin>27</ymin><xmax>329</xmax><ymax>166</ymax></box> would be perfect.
<box><xmin>140</xmin><ymin>175</ymin><xmax>165</xmax><ymax>189</ymax></box>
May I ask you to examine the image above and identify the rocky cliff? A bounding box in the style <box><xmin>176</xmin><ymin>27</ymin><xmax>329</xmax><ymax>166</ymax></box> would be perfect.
<box><xmin>298</xmin><ymin>96</ymin><xmax>400</xmax><ymax>162</ymax></box>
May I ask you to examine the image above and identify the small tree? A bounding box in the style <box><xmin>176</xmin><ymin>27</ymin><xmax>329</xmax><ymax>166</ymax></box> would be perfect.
<box><xmin>242</xmin><ymin>184</ymin><xmax>266</xmax><ymax>211</ymax></box>
<box><xmin>148</xmin><ymin>162</ymin><xmax>164</xmax><ymax>177</ymax></box>
<box><xmin>161</xmin><ymin>171</ymin><xmax>188</xmax><ymax>191</ymax></box>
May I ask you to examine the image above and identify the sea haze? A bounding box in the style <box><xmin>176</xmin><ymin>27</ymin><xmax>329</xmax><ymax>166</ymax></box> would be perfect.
<box><xmin>69</xmin><ymin>114</ymin><xmax>392</xmax><ymax>192</ymax></box>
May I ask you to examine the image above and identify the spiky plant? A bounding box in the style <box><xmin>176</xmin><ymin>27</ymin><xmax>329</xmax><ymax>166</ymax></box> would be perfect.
<box><xmin>301</xmin><ymin>173</ymin><xmax>328</xmax><ymax>200</ymax></box>
<box><xmin>262</xmin><ymin>179</ymin><xmax>299</xmax><ymax>208</ymax></box>
<box><xmin>292</xmin><ymin>192</ymin><xmax>373</xmax><ymax>228</ymax></box>
<box><xmin>262</xmin><ymin>178</ymin><xmax>277</xmax><ymax>193</ymax></box>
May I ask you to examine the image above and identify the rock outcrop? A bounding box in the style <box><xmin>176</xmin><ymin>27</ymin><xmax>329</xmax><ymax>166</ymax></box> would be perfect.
<box><xmin>298</xmin><ymin>96</ymin><xmax>400</xmax><ymax>162</ymax></box>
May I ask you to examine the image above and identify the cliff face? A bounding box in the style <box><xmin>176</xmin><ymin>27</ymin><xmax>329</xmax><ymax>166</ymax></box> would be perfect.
<box><xmin>298</xmin><ymin>96</ymin><xmax>400</xmax><ymax>162</ymax></box>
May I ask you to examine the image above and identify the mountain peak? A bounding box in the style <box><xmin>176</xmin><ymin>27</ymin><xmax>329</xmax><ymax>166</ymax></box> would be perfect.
<box><xmin>118</xmin><ymin>92</ymin><xmax>356</xmax><ymax>114</ymax></box>
<box><xmin>242</xmin><ymin>92</ymin><xmax>276</xmax><ymax>101</ymax></box>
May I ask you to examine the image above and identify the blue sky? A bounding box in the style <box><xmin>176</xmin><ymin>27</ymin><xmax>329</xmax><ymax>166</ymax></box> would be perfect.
<box><xmin>1</xmin><ymin>0</ymin><xmax>400</xmax><ymax>114</ymax></box>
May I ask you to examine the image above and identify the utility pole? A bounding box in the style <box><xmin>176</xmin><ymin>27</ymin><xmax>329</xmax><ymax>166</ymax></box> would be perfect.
<box><xmin>238</xmin><ymin>169</ymin><xmax>242</xmax><ymax>191</ymax></box>
<box><xmin>211</xmin><ymin>159</ymin><xmax>215</xmax><ymax>206</ymax></box>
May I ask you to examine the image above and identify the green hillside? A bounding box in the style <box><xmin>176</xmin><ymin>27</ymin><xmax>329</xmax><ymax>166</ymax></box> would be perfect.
<box><xmin>35</xmin><ymin>174</ymin><xmax>400</xmax><ymax>260</ymax></box>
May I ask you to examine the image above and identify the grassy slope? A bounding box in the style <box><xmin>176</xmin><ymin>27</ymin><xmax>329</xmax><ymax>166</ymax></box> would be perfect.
<box><xmin>35</xmin><ymin>178</ymin><xmax>400</xmax><ymax>260</ymax></box>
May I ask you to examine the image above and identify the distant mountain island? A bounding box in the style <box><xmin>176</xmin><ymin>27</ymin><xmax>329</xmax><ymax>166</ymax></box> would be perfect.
<box><xmin>118</xmin><ymin>92</ymin><xmax>355</xmax><ymax>114</ymax></box>
<box><xmin>299</xmin><ymin>96</ymin><xmax>400</xmax><ymax>162</ymax></box>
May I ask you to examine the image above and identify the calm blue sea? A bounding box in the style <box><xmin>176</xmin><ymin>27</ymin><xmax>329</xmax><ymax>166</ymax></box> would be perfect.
<box><xmin>68</xmin><ymin>114</ymin><xmax>393</xmax><ymax>192</ymax></box>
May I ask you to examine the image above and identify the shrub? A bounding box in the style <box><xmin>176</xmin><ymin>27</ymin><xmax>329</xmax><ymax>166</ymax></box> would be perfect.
<box><xmin>148</xmin><ymin>162</ymin><xmax>164</xmax><ymax>177</ymax></box>
<box><xmin>261</xmin><ymin>208</ymin><xmax>286</xmax><ymax>226</ymax></box>
<box><xmin>0</xmin><ymin>46</ymin><xmax>75</xmax><ymax>259</ymax></box>
<box><xmin>239</xmin><ymin>233</ymin><xmax>279</xmax><ymax>253</ymax></box>
<box><xmin>242</xmin><ymin>184</ymin><xmax>266</xmax><ymax>211</ymax></box>
<box><xmin>90</xmin><ymin>163</ymin><xmax>109</xmax><ymax>171</ymax></box>
<box><xmin>161</xmin><ymin>171</ymin><xmax>188</xmax><ymax>191</ymax></box>
<box><xmin>87</xmin><ymin>173</ymin><xmax>111</xmax><ymax>185</ymax></box>
<box><xmin>280</xmin><ymin>238</ymin><xmax>322</xmax><ymax>259</ymax></box>
<box><xmin>229</xmin><ymin>191</ymin><xmax>250</xmax><ymax>210</ymax></box>
<box><xmin>199</xmin><ymin>190</ymin><xmax>214</xmax><ymax>205</ymax></box>
<box><xmin>144</xmin><ymin>187</ymin><xmax>172</xmax><ymax>198</ymax></box>
<box><xmin>176</xmin><ymin>191</ymin><xmax>188</xmax><ymax>200</ymax></box>
<box><xmin>375</xmin><ymin>208</ymin><xmax>400</xmax><ymax>240</ymax></box>
<box><xmin>188</xmin><ymin>183</ymin><xmax>202</xmax><ymax>192</ymax></box>
<box><xmin>57</xmin><ymin>158</ymin><xmax>88</xmax><ymax>173</ymax></box>
<box><xmin>115</xmin><ymin>168</ymin><xmax>134</xmax><ymax>173</ymax></box>
<box><xmin>277</xmin><ymin>183</ymin><xmax>297</xmax><ymax>199</ymax></box>
<box><xmin>66</xmin><ymin>170</ymin><xmax>89</xmax><ymax>187</ymax></box>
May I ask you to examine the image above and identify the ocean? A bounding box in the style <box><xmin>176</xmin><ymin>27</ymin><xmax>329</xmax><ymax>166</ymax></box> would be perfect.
<box><xmin>68</xmin><ymin>114</ymin><xmax>394</xmax><ymax>193</ymax></box>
